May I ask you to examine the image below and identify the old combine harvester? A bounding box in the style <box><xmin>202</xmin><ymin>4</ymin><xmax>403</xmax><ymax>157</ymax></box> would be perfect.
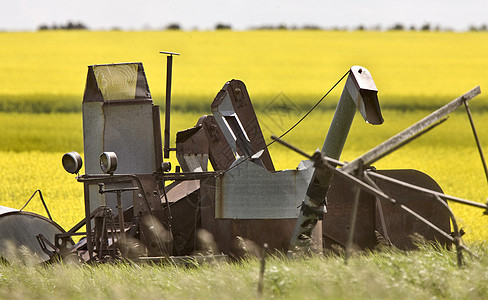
<box><xmin>1</xmin><ymin>55</ymin><xmax>487</xmax><ymax>266</ymax></box>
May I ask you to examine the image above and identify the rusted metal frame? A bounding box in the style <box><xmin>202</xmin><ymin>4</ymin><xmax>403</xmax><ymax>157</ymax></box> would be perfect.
<box><xmin>54</xmin><ymin>206</ymin><xmax>115</xmax><ymax>260</ymax></box>
<box><xmin>314</xmin><ymin>155</ymin><xmax>459</xmax><ymax>246</ymax></box>
<box><xmin>98</xmin><ymin>214</ymin><xmax>107</xmax><ymax>258</ymax></box>
<box><xmin>272</xmin><ymin>139</ymin><xmax>463</xmax><ymax>252</ymax></box>
<box><xmin>369</xmin><ymin>171</ymin><xmax>483</xmax><ymax>265</ymax></box>
<box><xmin>62</xmin><ymin>206</ymin><xmax>116</xmax><ymax>235</ymax></box>
<box><xmin>154</xmin><ymin>171</ymin><xmax>221</xmax><ymax>182</ymax></box>
<box><xmin>84</xmin><ymin>183</ymin><xmax>93</xmax><ymax>260</ymax></box>
<box><xmin>270</xmin><ymin>135</ymin><xmax>344</xmax><ymax>167</ymax></box>
<box><xmin>362</xmin><ymin>172</ymin><xmax>392</xmax><ymax>246</ymax></box>
<box><xmin>20</xmin><ymin>189</ymin><xmax>53</xmax><ymax>221</ymax></box>
<box><xmin>365</xmin><ymin>171</ymin><xmax>467</xmax><ymax>266</ymax></box>
<box><xmin>366</xmin><ymin>170</ymin><xmax>485</xmax><ymax>264</ymax></box>
<box><xmin>342</xmin><ymin>86</ymin><xmax>482</xmax><ymax>173</ymax></box>
<box><xmin>432</xmin><ymin>194</ymin><xmax>464</xmax><ymax>266</ymax></box>
<box><xmin>77</xmin><ymin>174</ymin><xmax>153</xmax><ymax>215</ymax></box>
<box><xmin>344</xmin><ymin>161</ymin><xmax>364</xmax><ymax>264</ymax></box>
<box><xmin>463</xmin><ymin>99</ymin><xmax>488</xmax><ymax>186</ymax></box>
<box><xmin>160</xmin><ymin>179</ymin><xmax>174</xmax><ymax>246</ymax></box>
<box><xmin>366</xmin><ymin>171</ymin><xmax>488</xmax><ymax>211</ymax></box>
<box><xmin>78</xmin><ymin>173</ymin><xmax>153</xmax><ymax>260</ymax></box>
<box><xmin>98</xmin><ymin>185</ymin><xmax>138</xmax><ymax>256</ymax></box>
<box><xmin>36</xmin><ymin>234</ymin><xmax>60</xmax><ymax>258</ymax></box>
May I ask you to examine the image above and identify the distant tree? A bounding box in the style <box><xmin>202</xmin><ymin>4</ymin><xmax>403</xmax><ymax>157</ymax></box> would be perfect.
<box><xmin>421</xmin><ymin>23</ymin><xmax>431</xmax><ymax>31</ymax></box>
<box><xmin>277</xmin><ymin>24</ymin><xmax>287</xmax><ymax>30</ymax></box>
<box><xmin>389</xmin><ymin>23</ymin><xmax>405</xmax><ymax>31</ymax></box>
<box><xmin>64</xmin><ymin>21</ymin><xmax>88</xmax><ymax>30</ymax></box>
<box><xmin>166</xmin><ymin>23</ymin><xmax>181</xmax><ymax>30</ymax></box>
<box><xmin>409</xmin><ymin>25</ymin><xmax>416</xmax><ymax>31</ymax></box>
<box><xmin>215</xmin><ymin>23</ymin><xmax>232</xmax><ymax>30</ymax></box>
<box><xmin>37</xmin><ymin>21</ymin><xmax>88</xmax><ymax>31</ymax></box>
<box><xmin>302</xmin><ymin>24</ymin><xmax>321</xmax><ymax>30</ymax></box>
<box><xmin>468</xmin><ymin>24</ymin><xmax>487</xmax><ymax>32</ymax></box>
<box><xmin>355</xmin><ymin>24</ymin><xmax>365</xmax><ymax>31</ymax></box>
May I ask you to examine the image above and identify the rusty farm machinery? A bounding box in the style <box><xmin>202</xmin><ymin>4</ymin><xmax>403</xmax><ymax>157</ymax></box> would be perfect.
<box><xmin>1</xmin><ymin>55</ymin><xmax>487</xmax><ymax>266</ymax></box>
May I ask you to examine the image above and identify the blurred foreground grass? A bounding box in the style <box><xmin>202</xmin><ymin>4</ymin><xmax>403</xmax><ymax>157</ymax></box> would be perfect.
<box><xmin>1</xmin><ymin>244</ymin><xmax>488</xmax><ymax>299</ymax></box>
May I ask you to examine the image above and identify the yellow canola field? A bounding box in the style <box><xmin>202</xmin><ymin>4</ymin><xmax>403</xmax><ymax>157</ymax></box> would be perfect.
<box><xmin>1</xmin><ymin>30</ymin><xmax>488</xmax><ymax>243</ymax></box>
<box><xmin>0</xmin><ymin>30</ymin><xmax>487</xmax><ymax>106</ymax></box>
<box><xmin>1</xmin><ymin>110</ymin><xmax>488</xmax><ymax>243</ymax></box>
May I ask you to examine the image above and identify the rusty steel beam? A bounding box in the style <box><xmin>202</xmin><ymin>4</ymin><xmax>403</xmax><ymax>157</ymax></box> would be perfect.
<box><xmin>342</xmin><ymin>86</ymin><xmax>481</xmax><ymax>173</ymax></box>
<box><xmin>463</xmin><ymin>100</ymin><xmax>488</xmax><ymax>186</ymax></box>
<box><xmin>366</xmin><ymin>171</ymin><xmax>488</xmax><ymax>211</ymax></box>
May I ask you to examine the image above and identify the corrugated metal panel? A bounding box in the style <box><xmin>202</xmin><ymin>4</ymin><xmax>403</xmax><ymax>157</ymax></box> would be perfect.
<box><xmin>215</xmin><ymin>159</ymin><xmax>314</xmax><ymax>219</ymax></box>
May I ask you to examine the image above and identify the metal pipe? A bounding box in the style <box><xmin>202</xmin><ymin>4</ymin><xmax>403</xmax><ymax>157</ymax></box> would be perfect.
<box><xmin>366</xmin><ymin>171</ymin><xmax>488</xmax><ymax>210</ymax></box>
<box><xmin>160</xmin><ymin>51</ymin><xmax>180</xmax><ymax>159</ymax></box>
<box><xmin>21</xmin><ymin>190</ymin><xmax>53</xmax><ymax>221</ymax></box>
<box><xmin>342</xmin><ymin>86</ymin><xmax>481</xmax><ymax>173</ymax></box>
<box><xmin>84</xmin><ymin>183</ymin><xmax>93</xmax><ymax>260</ymax></box>
<box><xmin>345</xmin><ymin>163</ymin><xmax>364</xmax><ymax>264</ymax></box>
<box><xmin>290</xmin><ymin>66</ymin><xmax>383</xmax><ymax>249</ymax></box>
<box><xmin>463</xmin><ymin>99</ymin><xmax>488</xmax><ymax>187</ymax></box>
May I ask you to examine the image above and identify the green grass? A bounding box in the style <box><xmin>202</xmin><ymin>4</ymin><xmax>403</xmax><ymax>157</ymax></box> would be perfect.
<box><xmin>1</xmin><ymin>244</ymin><xmax>487</xmax><ymax>299</ymax></box>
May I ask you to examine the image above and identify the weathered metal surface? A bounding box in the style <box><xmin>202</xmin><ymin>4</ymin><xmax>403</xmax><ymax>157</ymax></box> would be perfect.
<box><xmin>322</xmin><ymin>173</ymin><xmax>376</xmax><ymax>250</ymax></box>
<box><xmin>291</xmin><ymin>66</ymin><xmax>383</xmax><ymax>248</ymax></box>
<box><xmin>323</xmin><ymin>169</ymin><xmax>451</xmax><ymax>250</ymax></box>
<box><xmin>211</xmin><ymin>79</ymin><xmax>275</xmax><ymax>171</ymax></box>
<box><xmin>342</xmin><ymin>86</ymin><xmax>481</xmax><ymax>173</ymax></box>
<box><xmin>201</xmin><ymin>115</ymin><xmax>236</xmax><ymax>171</ymax></box>
<box><xmin>176</xmin><ymin>124</ymin><xmax>209</xmax><ymax>172</ymax></box>
<box><xmin>82</xmin><ymin>63</ymin><xmax>163</xmax><ymax>215</ymax></box>
<box><xmin>371</xmin><ymin>169</ymin><xmax>451</xmax><ymax>249</ymax></box>
<box><xmin>215</xmin><ymin>159</ymin><xmax>314</xmax><ymax>219</ymax></box>
<box><xmin>0</xmin><ymin>206</ymin><xmax>73</xmax><ymax>263</ymax></box>
<box><xmin>200</xmin><ymin>177</ymin><xmax>322</xmax><ymax>255</ymax></box>
<box><xmin>176</xmin><ymin>115</ymin><xmax>240</xmax><ymax>172</ymax></box>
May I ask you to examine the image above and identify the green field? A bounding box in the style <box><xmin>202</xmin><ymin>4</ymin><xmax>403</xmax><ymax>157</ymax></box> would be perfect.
<box><xmin>1</xmin><ymin>30</ymin><xmax>488</xmax><ymax>299</ymax></box>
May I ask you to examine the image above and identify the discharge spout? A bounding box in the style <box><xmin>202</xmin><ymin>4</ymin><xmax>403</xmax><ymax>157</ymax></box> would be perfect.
<box><xmin>290</xmin><ymin>66</ymin><xmax>383</xmax><ymax>249</ymax></box>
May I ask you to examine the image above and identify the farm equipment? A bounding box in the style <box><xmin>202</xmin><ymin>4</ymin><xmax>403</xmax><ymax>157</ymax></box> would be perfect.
<box><xmin>1</xmin><ymin>58</ymin><xmax>487</xmax><ymax>266</ymax></box>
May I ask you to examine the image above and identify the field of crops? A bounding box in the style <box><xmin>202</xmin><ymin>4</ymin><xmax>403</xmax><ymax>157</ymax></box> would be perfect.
<box><xmin>1</xmin><ymin>30</ymin><xmax>488</xmax><ymax>298</ymax></box>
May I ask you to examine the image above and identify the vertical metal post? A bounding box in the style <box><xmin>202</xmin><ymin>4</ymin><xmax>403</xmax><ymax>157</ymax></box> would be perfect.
<box><xmin>345</xmin><ymin>162</ymin><xmax>364</xmax><ymax>264</ymax></box>
<box><xmin>463</xmin><ymin>100</ymin><xmax>488</xmax><ymax>186</ymax></box>
<box><xmin>257</xmin><ymin>243</ymin><xmax>268</xmax><ymax>298</ymax></box>
<box><xmin>84</xmin><ymin>182</ymin><xmax>93</xmax><ymax>260</ymax></box>
<box><xmin>160</xmin><ymin>51</ymin><xmax>180</xmax><ymax>159</ymax></box>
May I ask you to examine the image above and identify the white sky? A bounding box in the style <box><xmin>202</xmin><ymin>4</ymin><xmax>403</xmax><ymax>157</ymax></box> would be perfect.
<box><xmin>0</xmin><ymin>0</ymin><xmax>486</xmax><ymax>31</ymax></box>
